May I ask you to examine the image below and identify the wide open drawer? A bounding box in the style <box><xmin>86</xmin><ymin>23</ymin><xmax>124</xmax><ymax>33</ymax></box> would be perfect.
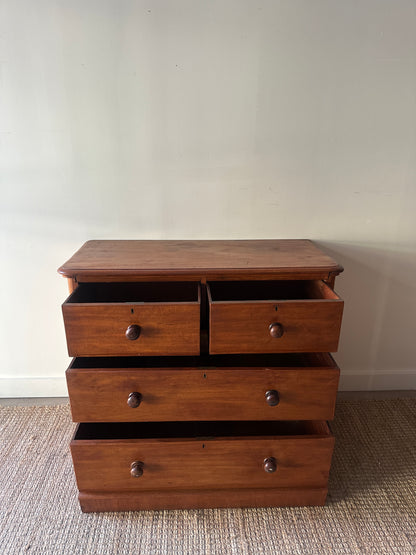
<box><xmin>207</xmin><ymin>280</ymin><xmax>343</xmax><ymax>354</ymax></box>
<box><xmin>62</xmin><ymin>282</ymin><xmax>200</xmax><ymax>356</ymax></box>
<box><xmin>66</xmin><ymin>353</ymin><xmax>339</xmax><ymax>422</ymax></box>
<box><xmin>71</xmin><ymin>420</ymin><xmax>334</xmax><ymax>494</ymax></box>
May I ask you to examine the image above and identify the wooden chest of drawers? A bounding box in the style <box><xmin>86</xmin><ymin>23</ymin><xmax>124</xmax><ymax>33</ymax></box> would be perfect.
<box><xmin>58</xmin><ymin>240</ymin><xmax>344</xmax><ymax>512</ymax></box>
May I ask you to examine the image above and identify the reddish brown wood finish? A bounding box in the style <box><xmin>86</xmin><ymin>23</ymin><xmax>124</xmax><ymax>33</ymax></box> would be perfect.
<box><xmin>62</xmin><ymin>302</ymin><xmax>200</xmax><ymax>357</ymax></box>
<box><xmin>78</xmin><ymin>487</ymin><xmax>329</xmax><ymax>512</ymax></box>
<box><xmin>127</xmin><ymin>392</ymin><xmax>142</xmax><ymax>408</ymax></box>
<box><xmin>269</xmin><ymin>323</ymin><xmax>284</xmax><ymax>338</ymax></box>
<box><xmin>130</xmin><ymin>461</ymin><xmax>144</xmax><ymax>478</ymax></box>
<box><xmin>67</xmin><ymin>278</ymin><xmax>77</xmax><ymax>294</ymax></box>
<box><xmin>265</xmin><ymin>390</ymin><xmax>280</xmax><ymax>406</ymax></box>
<box><xmin>58</xmin><ymin>240</ymin><xmax>343</xmax><ymax>282</ymax></box>
<box><xmin>125</xmin><ymin>324</ymin><xmax>141</xmax><ymax>341</ymax></box>
<box><xmin>208</xmin><ymin>280</ymin><xmax>344</xmax><ymax>354</ymax></box>
<box><xmin>58</xmin><ymin>240</ymin><xmax>344</xmax><ymax>511</ymax></box>
<box><xmin>264</xmin><ymin>457</ymin><xmax>278</xmax><ymax>473</ymax></box>
<box><xmin>66</xmin><ymin>363</ymin><xmax>339</xmax><ymax>422</ymax></box>
<box><xmin>70</xmin><ymin>424</ymin><xmax>334</xmax><ymax>492</ymax></box>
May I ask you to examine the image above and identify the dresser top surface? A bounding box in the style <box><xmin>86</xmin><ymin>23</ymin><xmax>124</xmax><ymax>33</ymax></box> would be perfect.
<box><xmin>58</xmin><ymin>240</ymin><xmax>343</xmax><ymax>280</ymax></box>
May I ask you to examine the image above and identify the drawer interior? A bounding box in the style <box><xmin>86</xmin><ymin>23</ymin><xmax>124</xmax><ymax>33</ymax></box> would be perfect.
<box><xmin>70</xmin><ymin>352</ymin><xmax>337</xmax><ymax>369</ymax></box>
<box><xmin>74</xmin><ymin>420</ymin><xmax>330</xmax><ymax>440</ymax></box>
<box><xmin>208</xmin><ymin>280</ymin><xmax>339</xmax><ymax>302</ymax></box>
<box><xmin>66</xmin><ymin>282</ymin><xmax>200</xmax><ymax>304</ymax></box>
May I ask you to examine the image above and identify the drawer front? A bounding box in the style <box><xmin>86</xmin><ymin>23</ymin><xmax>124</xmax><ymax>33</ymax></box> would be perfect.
<box><xmin>62</xmin><ymin>283</ymin><xmax>201</xmax><ymax>356</ymax></box>
<box><xmin>63</xmin><ymin>304</ymin><xmax>200</xmax><ymax>356</ymax></box>
<box><xmin>208</xmin><ymin>281</ymin><xmax>343</xmax><ymax>354</ymax></box>
<box><xmin>66</xmin><ymin>365</ymin><xmax>339</xmax><ymax>422</ymax></box>
<box><xmin>71</xmin><ymin>422</ymin><xmax>334</xmax><ymax>492</ymax></box>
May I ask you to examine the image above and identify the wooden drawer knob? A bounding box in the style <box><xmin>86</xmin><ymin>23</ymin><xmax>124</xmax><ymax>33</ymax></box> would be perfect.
<box><xmin>269</xmin><ymin>323</ymin><xmax>284</xmax><ymax>338</ymax></box>
<box><xmin>263</xmin><ymin>457</ymin><xmax>277</xmax><ymax>473</ymax></box>
<box><xmin>265</xmin><ymin>390</ymin><xmax>280</xmax><ymax>406</ymax></box>
<box><xmin>126</xmin><ymin>324</ymin><xmax>141</xmax><ymax>341</ymax></box>
<box><xmin>127</xmin><ymin>392</ymin><xmax>142</xmax><ymax>408</ymax></box>
<box><xmin>130</xmin><ymin>461</ymin><xmax>144</xmax><ymax>478</ymax></box>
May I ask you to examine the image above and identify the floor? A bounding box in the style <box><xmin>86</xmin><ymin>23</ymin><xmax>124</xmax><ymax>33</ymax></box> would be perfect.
<box><xmin>1</xmin><ymin>398</ymin><xmax>415</xmax><ymax>554</ymax></box>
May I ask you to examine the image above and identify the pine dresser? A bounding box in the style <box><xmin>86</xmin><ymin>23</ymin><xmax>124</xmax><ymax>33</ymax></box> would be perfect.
<box><xmin>58</xmin><ymin>240</ymin><xmax>344</xmax><ymax>512</ymax></box>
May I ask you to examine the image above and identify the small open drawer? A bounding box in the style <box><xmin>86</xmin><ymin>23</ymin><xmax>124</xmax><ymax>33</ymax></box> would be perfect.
<box><xmin>62</xmin><ymin>282</ymin><xmax>200</xmax><ymax>356</ymax></box>
<box><xmin>207</xmin><ymin>280</ymin><xmax>343</xmax><ymax>354</ymax></box>
<box><xmin>71</xmin><ymin>420</ymin><xmax>334</xmax><ymax>494</ymax></box>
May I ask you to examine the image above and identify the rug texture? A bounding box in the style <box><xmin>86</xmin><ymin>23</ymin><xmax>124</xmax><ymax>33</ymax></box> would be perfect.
<box><xmin>0</xmin><ymin>399</ymin><xmax>415</xmax><ymax>555</ymax></box>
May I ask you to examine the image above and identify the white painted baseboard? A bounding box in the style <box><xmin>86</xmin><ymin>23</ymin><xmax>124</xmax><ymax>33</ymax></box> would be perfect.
<box><xmin>0</xmin><ymin>374</ymin><xmax>415</xmax><ymax>398</ymax></box>
<box><xmin>339</xmin><ymin>373</ymin><xmax>416</xmax><ymax>391</ymax></box>
<box><xmin>0</xmin><ymin>377</ymin><xmax>68</xmax><ymax>398</ymax></box>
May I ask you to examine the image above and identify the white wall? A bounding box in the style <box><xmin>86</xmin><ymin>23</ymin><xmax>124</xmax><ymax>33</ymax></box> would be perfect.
<box><xmin>1</xmin><ymin>0</ymin><xmax>415</xmax><ymax>396</ymax></box>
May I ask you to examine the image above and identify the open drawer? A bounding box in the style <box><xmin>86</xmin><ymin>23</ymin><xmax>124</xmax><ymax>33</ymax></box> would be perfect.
<box><xmin>71</xmin><ymin>420</ymin><xmax>334</xmax><ymax>496</ymax></box>
<box><xmin>207</xmin><ymin>280</ymin><xmax>343</xmax><ymax>354</ymax></box>
<box><xmin>66</xmin><ymin>353</ymin><xmax>339</xmax><ymax>422</ymax></box>
<box><xmin>62</xmin><ymin>282</ymin><xmax>200</xmax><ymax>356</ymax></box>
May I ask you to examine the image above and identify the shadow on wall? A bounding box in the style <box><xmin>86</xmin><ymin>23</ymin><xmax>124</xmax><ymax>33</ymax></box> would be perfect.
<box><xmin>316</xmin><ymin>241</ymin><xmax>416</xmax><ymax>391</ymax></box>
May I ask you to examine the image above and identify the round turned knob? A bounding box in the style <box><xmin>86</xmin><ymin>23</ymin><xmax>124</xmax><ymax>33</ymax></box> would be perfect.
<box><xmin>269</xmin><ymin>323</ymin><xmax>284</xmax><ymax>338</ymax></box>
<box><xmin>265</xmin><ymin>390</ymin><xmax>280</xmax><ymax>406</ymax></box>
<box><xmin>127</xmin><ymin>392</ymin><xmax>142</xmax><ymax>408</ymax></box>
<box><xmin>264</xmin><ymin>457</ymin><xmax>277</xmax><ymax>473</ymax></box>
<box><xmin>130</xmin><ymin>461</ymin><xmax>144</xmax><ymax>478</ymax></box>
<box><xmin>126</xmin><ymin>324</ymin><xmax>141</xmax><ymax>341</ymax></box>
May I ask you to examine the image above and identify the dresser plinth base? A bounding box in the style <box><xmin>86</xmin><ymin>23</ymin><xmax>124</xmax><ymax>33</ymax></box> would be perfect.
<box><xmin>78</xmin><ymin>488</ymin><xmax>328</xmax><ymax>512</ymax></box>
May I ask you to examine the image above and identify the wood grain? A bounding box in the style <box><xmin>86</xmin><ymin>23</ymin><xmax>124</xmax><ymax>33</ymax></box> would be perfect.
<box><xmin>67</xmin><ymin>278</ymin><xmax>77</xmax><ymax>294</ymax></box>
<box><xmin>63</xmin><ymin>304</ymin><xmax>200</xmax><ymax>356</ymax></box>
<box><xmin>58</xmin><ymin>240</ymin><xmax>343</xmax><ymax>281</ymax></box>
<box><xmin>58</xmin><ymin>239</ymin><xmax>345</xmax><ymax>511</ymax></box>
<box><xmin>70</xmin><ymin>424</ymin><xmax>334</xmax><ymax>492</ymax></box>
<box><xmin>208</xmin><ymin>281</ymin><xmax>344</xmax><ymax>354</ymax></box>
<box><xmin>78</xmin><ymin>487</ymin><xmax>329</xmax><ymax>512</ymax></box>
<box><xmin>66</xmin><ymin>364</ymin><xmax>339</xmax><ymax>422</ymax></box>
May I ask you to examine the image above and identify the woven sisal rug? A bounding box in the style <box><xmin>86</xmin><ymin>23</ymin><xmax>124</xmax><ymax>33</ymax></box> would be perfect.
<box><xmin>0</xmin><ymin>399</ymin><xmax>415</xmax><ymax>554</ymax></box>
